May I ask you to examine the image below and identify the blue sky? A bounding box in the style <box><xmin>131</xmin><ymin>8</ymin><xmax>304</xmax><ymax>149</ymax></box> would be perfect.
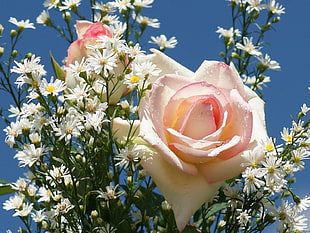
<box><xmin>0</xmin><ymin>0</ymin><xmax>309</xmax><ymax>232</ymax></box>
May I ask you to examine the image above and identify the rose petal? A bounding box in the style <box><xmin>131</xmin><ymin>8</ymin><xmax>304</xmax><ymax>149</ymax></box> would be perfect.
<box><xmin>168</xmin><ymin>135</ymin><xmax>240</xmax><ymax>164</ymax></box>
<box><xmin>139</xmin><ymin>99</ymin><xmax>198</xmax><ymax>175</ymax></box>
<box><xmin>148</xmin><ymin>75</ymin><xmax>192</xmax><ymax>143</ymax></box>
<box><xmin>142</xmin><ymin>152</ymin><xmax>223</xmax><ymax>232</ymax></box>
<box><xmin>112</xmin><ymin>117</ymin><xmax>140</xmax><ymax>141</ymax></box>
<box><xmin>199</xmin><ymin>88</ymin><xmax>268</xmax><ymax>183</ymax></box>
<box><xmin>216</xmin><ymin>89</ymin><xmax>253</xmax><ymax>160</ymax></box>
<box><xmin>164</xmin><ymin>81</ymin><xmax>230</xmax><ymax>130</ymax></box>
<box><xmin>194</xmin><ymin>61</ymin><xmax>247</xmax><ymax>100</ymax></box>
<box><xmin>150</xmin><ymin>49</ymin><xmax>194</xmax><ymax>78</ymax></box>
<box><xmin>174</xmin><ymin>97</ymin><xmax>218</xmax><ymax>139</ymax></box>
<box><xmin>75</xmin><ymin>20</ymin><xmax>94</xmax><ymax>39</ymax></box>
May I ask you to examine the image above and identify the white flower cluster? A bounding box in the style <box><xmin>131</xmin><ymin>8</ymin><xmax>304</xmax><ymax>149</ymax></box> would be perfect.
<box><xmin>3</xmin><ymin>27</ymin><xmax>161</xmax><ymax>231</ymax></box>
<box><xmin>38</xmin><ymin>0</ymin><xmax>178</xmax><ymax>51</ymax></box>
<box><xmin>220</xmin><ymin>106</ymin><xmax>310</xmax><ymax>232</ymax></box>
<box><xmin>216</xmin><ymin>0</ymin><xmax>284</xmax><ymax>94</ymax></box>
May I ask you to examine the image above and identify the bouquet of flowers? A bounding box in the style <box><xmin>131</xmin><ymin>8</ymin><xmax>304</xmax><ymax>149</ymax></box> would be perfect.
<box><xmin>0</xmin><ymin>0</ymin><xmax>309</xmax><ymax>232</ymax></box>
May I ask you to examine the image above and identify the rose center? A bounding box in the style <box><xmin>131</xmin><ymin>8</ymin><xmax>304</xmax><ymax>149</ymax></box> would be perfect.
<box><xmin>172</xmin><ymin>96</ymin><xmax>221</xmax><ymax>140</ymax></box>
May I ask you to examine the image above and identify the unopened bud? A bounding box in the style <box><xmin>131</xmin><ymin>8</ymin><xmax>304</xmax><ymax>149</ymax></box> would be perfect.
<box><xmin>63</xmin><ymin>12</ymin><xmax>71</xmax><ymax>23</ymax></box>
<box><xmin>0</xmin><ymin>24</ymin><xmax>4</xmax><ymax>35</ymax></box>
<box><xmin>91</xmin><ymin>210</ymin><xmax>99</xmax><ymax>218</ymax></box>
<box><xmin>25</xmin><ymin>53</ymin><xmax>33</xmax><ymax>59</ymax></box>
<box><xmin>11</xmin><ymin>49</ymin><xmax>18</xmax><ymax>58</ymax></box>
<box><xmin>272</xmin><ymin>17</ymin><xmax>281</xmax><ymax>24</ymax></box>
<box><xmin>161</xmin><ymin>200</ymin><xmax>171</xmax><ymax>211</ymax></box>
<box><xmin>231</xmin><ymin>52</ymin><xmax>240</xmax><ymax>59</ymax></box>
<box><xmin>10</xmin><ymin>29</ymin><xmax>17</xmax><ymax>38</ymax></box>
<box><xmin>0</xmin><ymin>47</ymin><xmax>4</xmax><ymax>57</ymax></box>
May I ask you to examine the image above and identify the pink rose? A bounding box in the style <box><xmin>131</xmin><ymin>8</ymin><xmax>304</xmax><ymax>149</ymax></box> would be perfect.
<box><xmin>65</xmin><ymin>21</ymin><xmax>127</xmax><ymax>103</ymax></box>
<box><xmin>139</xmin><ymin>50</ymin><xmax>267</xmax><ymax>231</ymax></box>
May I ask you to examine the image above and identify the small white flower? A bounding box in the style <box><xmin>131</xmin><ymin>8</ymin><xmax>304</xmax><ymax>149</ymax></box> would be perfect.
<box><xmin>10</xmin><ymin>177</ymin><xmax>29</xmax><ymax>192</ymax></box>
<box><xmin>97</xmin><ymin>183</ymin><xmax>126</xmax><ymax>205</ymax></box>
<box><xmin>257</xmin><ymin>54</ymin><xmax>281</xmax><ymax>71</ymax></box>
<box><xmin>260</xmin><ymin>154</ymin><xmax>285</xmax><ymax>187</ymax></box>
<box><xmin>14</xmin><ymin>144</ymin><xmax>45</xmax><ymax>167</ymax></box>
<box><xmin>31</xmin><ymin>209</ymin><xmax>47</xmax><ymax>223</ymax></box>
<box><xmin>8</xmin><ymin>17</ymin><xmax>35</xmax><ymax>29</ymax></box>
<box><xmin>111</xmin><ymin>0</ymin><xmax>133</xmax><ymax>12</ymax></box>
<box><xmin>133</xmin><ymin>0</ymin><xmax>154</xmax><ymax>8</ymax></box>
<box><xmin>3</xmin><ymin>193</ymin><xmax>25</xmax><ymax>211</ymax></box>
<box><xmin>92</xmin><ymin>1</ymin><xmax>116</xmax><ymax>13</ymax></box>
<box><xmin>84</xmin><ymin>111</ymin><xmax>109</xmax><ymax>132</ymax></box>
<box><xmin>300</xmin><ymin>104</ymin><xmax>310</xmax><ymax>115</ymax></box>
<box><xmin>295</xmin><ymin>196</ymin><xmax>310</xmax><ymax>212</ymax></box>
<box><xmin>36</xmin><ymin>10</ymin><xmax>50</xmax><ymax>25</ymax></box>
<box><xmin>115</xmin><ymin>144</ymin><xmax>144</xmax><ymax>170</ymax></box>
<box><xmin>13</xmin><ymin>202</ymin><xmax>33</xmax><ymax>217</ymax></box>
<box><xmin>58</xmin><ymin>0</ymin><xmax>82</xmax><ymax>11</ymax></box>
<box><xmin>237</xmin><ymin>209</ymin><xmax>251</xmax><ymax>227</ymax></box>
<box><xmin>136</xmin><ymin>15</ymin><xmax>160</xmax><ymax>28</ymax></box>
<box><xmin>37</xmin><ymin>187</ymin><xmax>53</xmax><ymax>202</ymax></box>
<box><xmin>265</xmin><ymin>0</ymin><xmax>285</xmax><ymax>15</ymax></box>
<box><xmin>216</xmin><ymin>26</ymin><xmax>241</xmax><ymax>41</ymax></box>
<box><xmin>241</xmin><ymin>147</ymin><xmax>264</xmax><ymax>168</ymax></box>
<box><xmin>65</xmin><ymin>82</ymin><xmax>91</xmax><ymax>102</ymax></box>
<box><xmin>65</xmin><ymin>57</ymin><xmax>89</xmax><ymax>80</ymax></box>
<box><xmin>149</xmin><ymin>34</ymin><xmax>178</xmax><ymax>50</ymax></box>
<box><xmin>39</xmin><ymin>77</ymin><xmax>66</xmax><ymax>96</ymax></box>
<box><xmin>245</xmin><ymin>0</ymin><xmax>265</xmax><ymax>13</ymax></box>
<box><xmin>281</xmin><ymin>127</ymin><xmax>293</xmax><ymax>144</ymax></box>
<box><xmin>43</xmin><ymin>0</ymin><xmax>60</xmax><ymax>9</ymax></box>
<box><xmin>11</xmin><ymin>55</ymin><xmax>46</xmax><ymax>77</ymax></box>
<box><xmin>87</xmin><ymin>48</ymin><xmax>117</xmax><ymax>76</ymax></box>
<box><xmin>54</xmin><ymin>198</ymin><xmax>74</xmax><ymax>215</ymax></box>
<box><xmin>3</xmin><ymin>121</ymin><xmax>22</xmax><ymax>147</ymax></box>
<box><xmin>242</xmin><ymin>167</ymin><xmax>265</xmax><ymax>194</ymax></box>
<box><xmin>236</xmin><ymin>37</ymin><xmax>261</xmax><ymax>56</ymax></box>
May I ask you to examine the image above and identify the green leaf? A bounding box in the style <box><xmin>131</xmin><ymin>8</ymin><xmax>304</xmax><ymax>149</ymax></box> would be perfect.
<box><xmin>205</xmin><ymin>202</ymin><xmax>228</xmax><ymax>219</ymax></box>
<box><xmin>50</xmin><ymin>52</ymin><xmax>65</xmax><ymax>81</ymax></box>
<box><xmin>0</xmin><ymin>178</ymin><xmax>14</xmax><ymax>195</ymax></box>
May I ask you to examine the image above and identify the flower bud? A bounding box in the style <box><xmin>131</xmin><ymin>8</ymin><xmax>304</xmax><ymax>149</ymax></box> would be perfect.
<box><xmin>11</xmin><ymin>49</ymin><xmax>18</xmax><ymax>58</ymax></box>
<box><xmin>161</xmin><ymin>200</ymin><xmax>171</xmax><ymax>211</ymax></box>
<box><xmin>0</xmin><ymin>24</ymin><xmax>4</xmax><ymax>35</ymax></box>
<box><xmin>63</xmin><ymin>12</ymin><xmax>71</xmax><ymax>23</ymax></box>
<box><xmin>272</xmin><ymin>17</ymin><xmax>281</xmax><ymax>24</ymax></box>
<box><xmin>91</xmin><ymin>210</ymin><xmax>99</xmax><ymax>218</ymax></box>
<box><xmin>231</xmin><ymin>52</ymin><xmax>240</xmax><ymax>59</ymax></box>
<box><xmin>41</xmin><ymin>220</ymin><xmax>49</xmax><ymax>229</ymax></box>
<box><xmin>0</xmin><ymin>47</ymin><xmax>4</xmax><ymax>57</ymax></box>
<box><xmin>25</xmin><ymin>52</ymin><xmax>33</xmax><ymax>59</ymax></box>
<box><xmin>10</xmin><ymin>29</ymin><xmax>17</xmax><ymax>38</ymax></box>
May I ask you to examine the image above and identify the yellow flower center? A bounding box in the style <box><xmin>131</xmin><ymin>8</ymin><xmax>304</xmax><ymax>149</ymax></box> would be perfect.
<box><xmin>130</xmin><ymin>75</ymin><xmax>140</xmax><ymax>84</ymax></box>
<box><xmin>46</xmin><ymin>85</ymin><xmax>56</xmax><ymax>93</ymax></box>
<box><xmin>294</xmin><ymin>156</ymin><xmax>301</xmax><ymax>163</ymax></box>
<box><xmin>266</xmin><ymin>144</ymin><xmax>274</xmax><ymax>152</ymax></box>
<box><xmin>268</xmin><ymin>166</ymin><xmax>275</xmax><ymax>174</ymax></box>
<box><xmin>31</xmin><ymin>80</ymin><xmax>38</xmax><ymax>88</ymax></box>
<box><xmin>285</xmin><ymin>135</ymin><xmax>293</xmax><ymax>143</ymax></box>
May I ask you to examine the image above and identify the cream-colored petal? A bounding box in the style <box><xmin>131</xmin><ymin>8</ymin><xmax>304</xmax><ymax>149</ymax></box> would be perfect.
<box><xmin>139</xmin><ymin>99</ymin><xmax>198</xmax><ymax>175</ymax></box>
<box><xmin>200</xmin><ymin>90</ymin><xmax>268</xmax><ymax>183</ymax></box>
<box><xmin>112</xmin><ymin>117</ymin><xmax>140</xmax><ymax>141</ymax></box>
<box><xmin>149</xmin><ymin>49</ymin><xmax>194</xmax><ymax>78</ymax></box>
<box><xmin>142</xmin><ymin>153</ymin><xmax>223</xmax><ymax>232</ymax></box>
<box><xmin>148</xmin><ymin>74</ymin><xmax>192</xmax><ymax>142</ymax></box>
<box><xmin>194</xmin><ymin>61</ymin><xmax>247</xmax><ymax>100</ymax></box>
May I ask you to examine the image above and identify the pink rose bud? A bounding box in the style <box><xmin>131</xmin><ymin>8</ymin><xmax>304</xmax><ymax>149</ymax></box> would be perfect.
<box><xmin>65</xmin><ymin>20</ymin><xmax>128</xmax><ymax>104</ymax></box>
